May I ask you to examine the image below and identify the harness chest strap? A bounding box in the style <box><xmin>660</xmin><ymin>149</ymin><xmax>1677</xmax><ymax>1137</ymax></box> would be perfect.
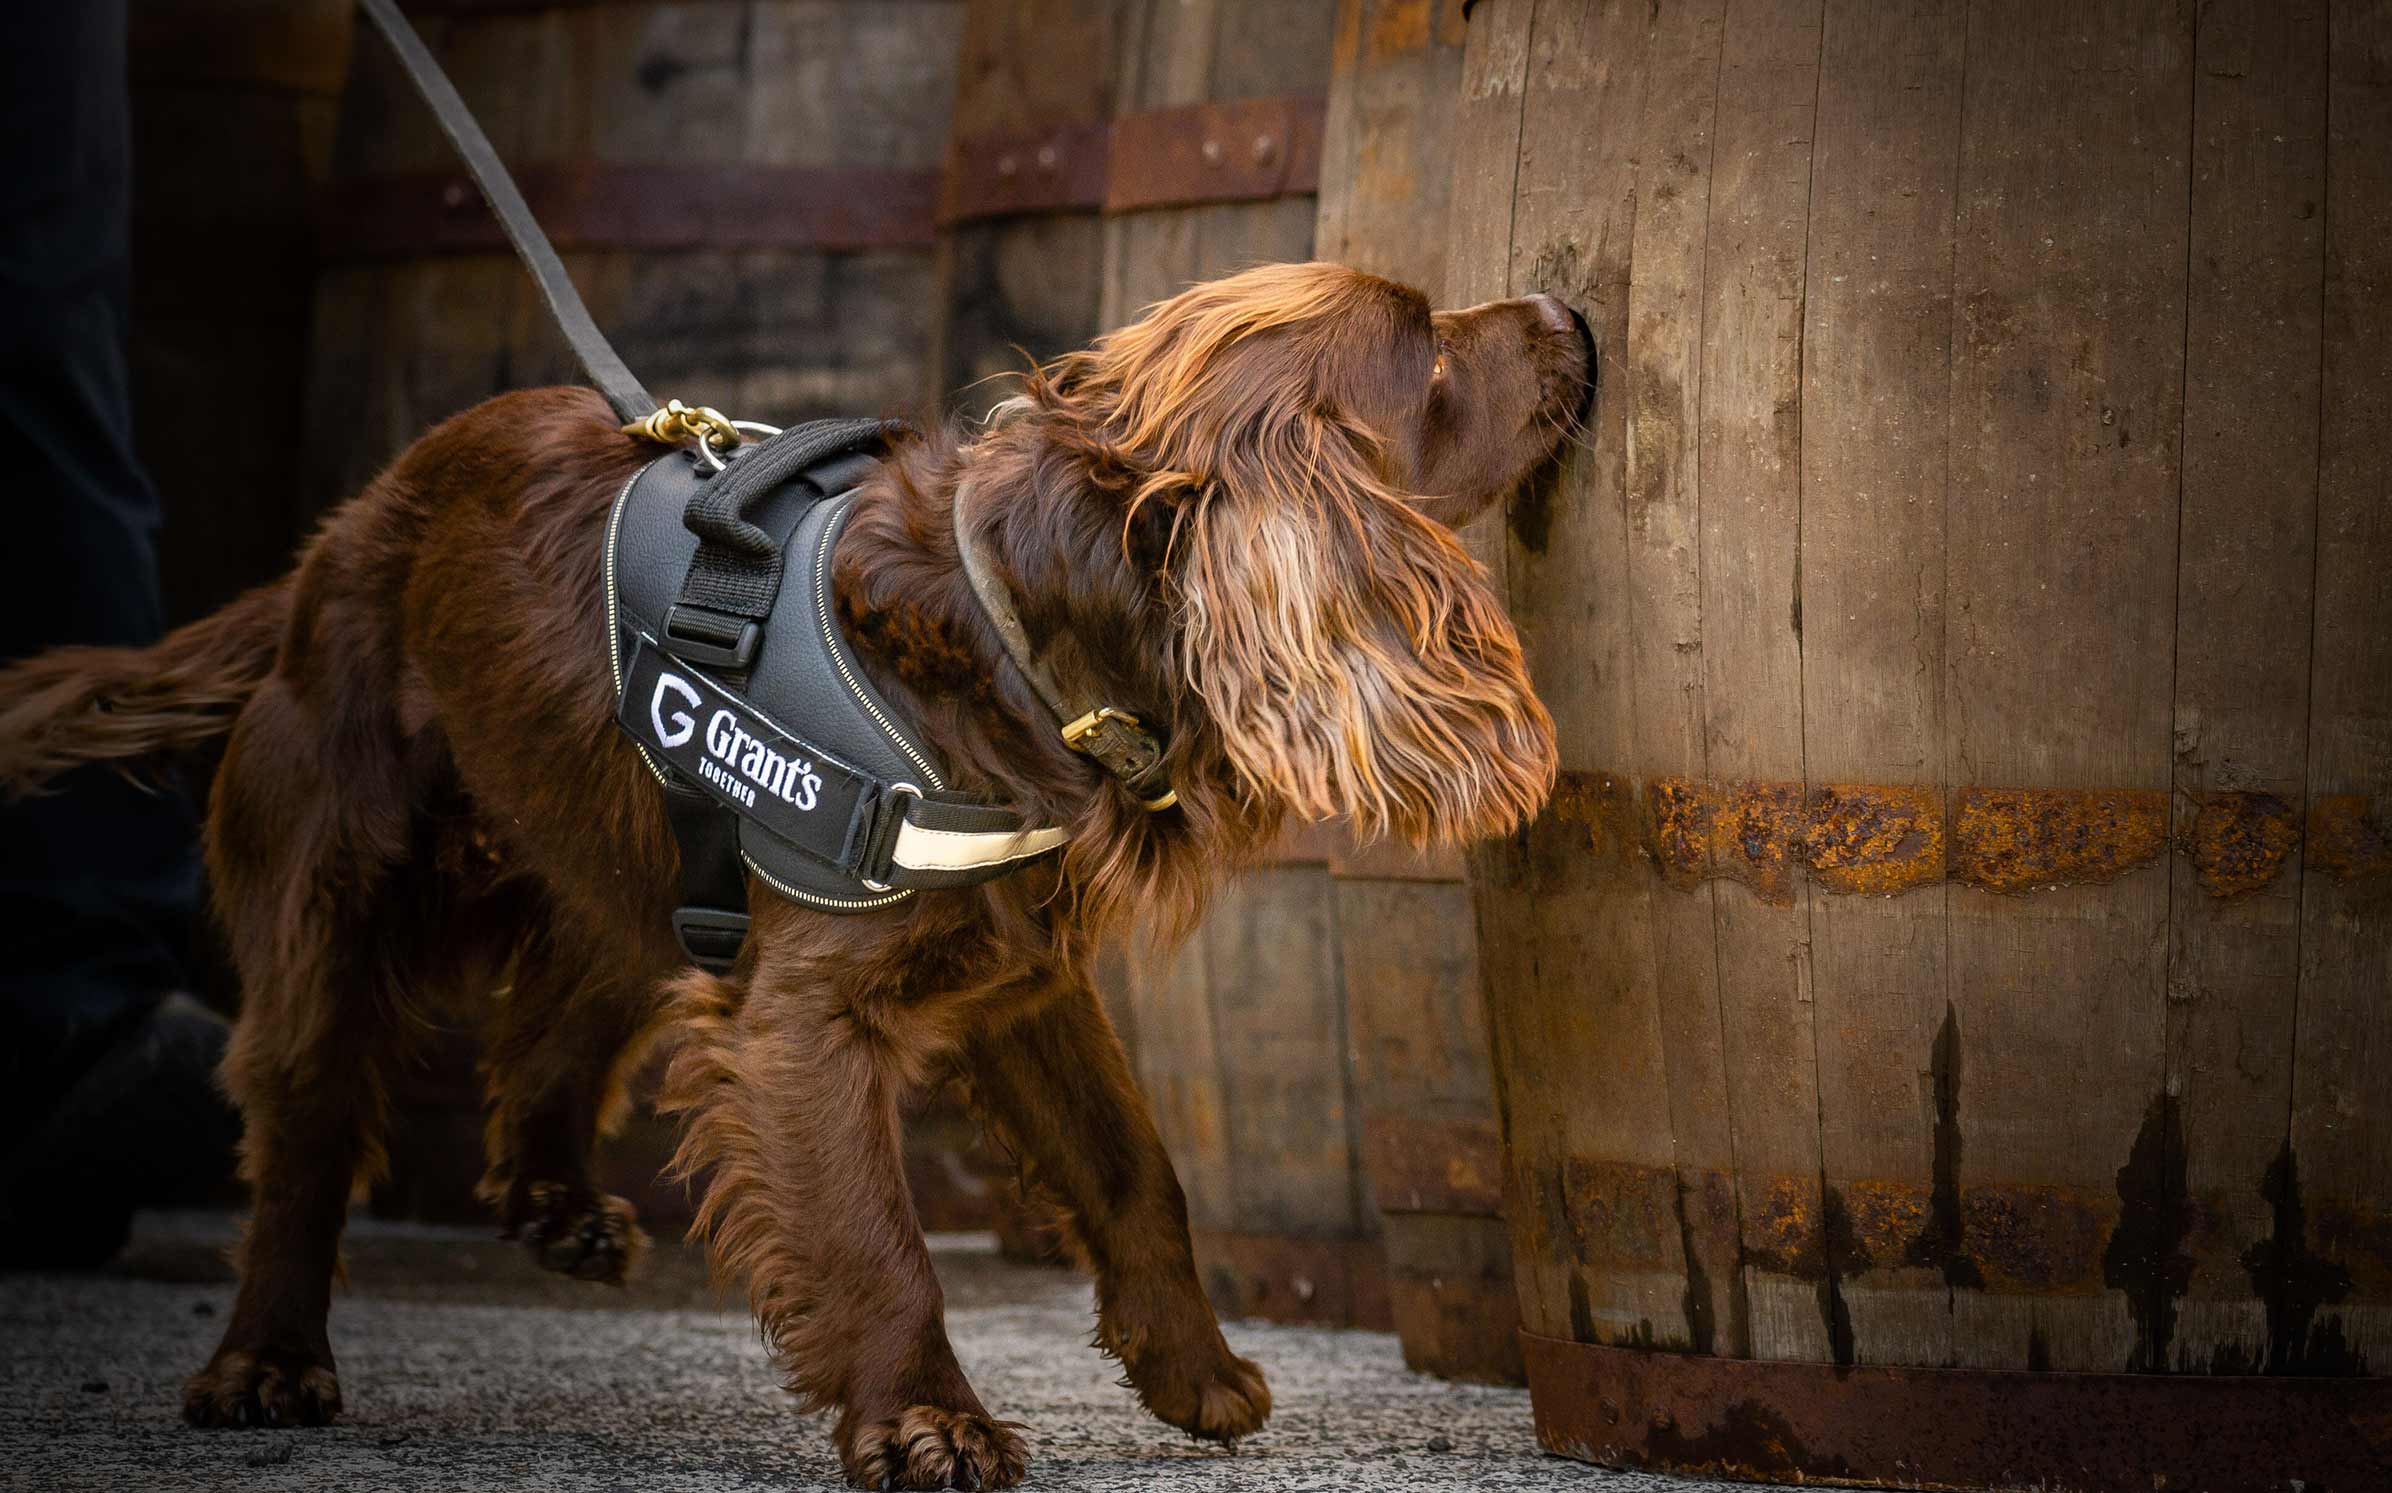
<box><xmin>620</xmin><ymin>635</ymin><xmax>1065</xmax><ymax>876</ymax></box>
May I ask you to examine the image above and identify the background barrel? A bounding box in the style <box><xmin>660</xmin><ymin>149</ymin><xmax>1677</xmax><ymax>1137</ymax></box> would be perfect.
<box><xmin>931</xmin><ymin>0</ymin><xmax>1123</xmax><ymax>415</ymax></box>
<box><xmin>304</xmin><ymin>0</ymin><xmax>964</xmax><ymax>505</ymax></box>
<box><xmin>1313</xmin><ymin>0</ymin><xmax>1522</xmax><ymax>1383</ymax></box>
<box><xmin>1440</xmin><ymin>0</ymin><xmax>2392</xmax><ymax>1487</ymax></box>
<box><xmin>128</xmin><ymin>0</ymin><xmax>355</xmax><ymax>624</ymax></box>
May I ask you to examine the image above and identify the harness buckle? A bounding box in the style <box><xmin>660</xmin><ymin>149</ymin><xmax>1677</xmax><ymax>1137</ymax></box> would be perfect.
<box><xmin>671</xmin><ymin>906</ymin><xmax>750</xmax><ymax>972</ymax></box>
<box><xmin>663</xmin><ymin>604</ymin><xmax>761</xmax><ymax>671</ymax></box>
<box><xmin>858</xmin><ymin>782</ymin><xmax>923</xmax><ymax>892</ymax></box>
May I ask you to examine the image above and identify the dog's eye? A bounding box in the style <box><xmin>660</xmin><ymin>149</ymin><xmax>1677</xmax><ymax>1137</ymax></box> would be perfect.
<box><xmin>1431</xmin><ymin>348</ymin><xmax>1448</xmax><ymax>382</ymax></box>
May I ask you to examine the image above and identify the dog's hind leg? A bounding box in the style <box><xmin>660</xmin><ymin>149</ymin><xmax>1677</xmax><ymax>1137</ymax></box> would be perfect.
<box><xmin>181</xmin><ymin>681</ymin><xmax>426</xmax><ymax>1429</ymax></box>
<box><xmin>661</xmin><ymin>956</ymin><xmax>1029</xmax><ymax>1492</ymax></box>
<box><xmin>478</xmin><ymin>951</ymin><xmax>665</xmax><ymax>1284</ymax></box>
<box><xmin>963</xmin><ymin>978</ymin><xmax>1272</xmax><ymax>1444</ymax></box>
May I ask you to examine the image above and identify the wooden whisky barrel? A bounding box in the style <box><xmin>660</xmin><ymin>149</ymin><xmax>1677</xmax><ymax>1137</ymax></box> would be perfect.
<box><xmin>1448</xmin><ymin>0</ymin><xmax>2392</xmax><ymax>1487</ymax></box>
<box><xmin>1315</xmin><ymin>0</ymin><xmax>1523</xmax><ymax>1383</ymax></box>
<box><xmin>303</xmin><ymin>0</ymin><xmax>964</xmax><ymax>507</ymax></box>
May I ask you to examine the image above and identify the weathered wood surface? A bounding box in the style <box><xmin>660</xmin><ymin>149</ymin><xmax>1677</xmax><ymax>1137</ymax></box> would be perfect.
<box><xmin>129</xmin><ymin>0</ymin><xmax>355</xmax><ymax>624</ymax></box>
<box><xmin>1797</xmin><ymin>0</ymin><xmax>1970</xmax><ymax>1377</ymax></box>
<box><xmin>305</xmin><ymin>0</ymin><xmax>964</xmax><ymax>508</ymax></box>
<box><xmin>1096</xmin><ymin>0</ymin><xmax>1337</xmax><ymax>328</ymax></box>
<box><xmin>1452</xmin><ymin>0</ymin><xmax>2392</xmax><ymax>1418</ymax></box>
<box><xmin>1113</xmin><ymin>863</ymin><xmax>1388</xmax><ymax>1328</ymax></box>
<box><xmin>2166</xmin><ymin>0</ymin><xmax>2331</xmax><ymax>1374</ymax></box>
<box><xmin>2292</xmin><ymin>0</ymin><xmax>2392</xmax><ymax>1379</ymax></box>
<box><xmin>932</xmin><ymin>0</ymin><xmax>1126</xmax><ymax>415</ymax></box>
<box><xmin>1312</xmin><ymin>0</ymin><xmax>1522</xmax><ymax>1382</ymax></box>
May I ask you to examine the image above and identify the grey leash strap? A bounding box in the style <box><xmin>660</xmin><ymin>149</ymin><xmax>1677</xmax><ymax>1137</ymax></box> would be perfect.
<box><xmin>355</xmin><ymin>0</ymin><xmax>656</xmax><ymax>426</ymax></box>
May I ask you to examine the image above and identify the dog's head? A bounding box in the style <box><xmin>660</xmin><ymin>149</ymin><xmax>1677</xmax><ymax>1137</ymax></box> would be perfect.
<box><xmin>979</xmin><ymin>261</ymin><xmax>1590</xmax><ymax>851</ymax></box>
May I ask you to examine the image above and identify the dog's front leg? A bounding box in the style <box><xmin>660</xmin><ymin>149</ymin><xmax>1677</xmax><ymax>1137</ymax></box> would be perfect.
<box><xmin>965</xmin><ymin>980</ymin><xmax>1271</xmax><ymax>1443</ymax></box>
<box><xmin>668</xmin><ymin>964</ymin><xmax>1027</xmax><ymax>1491</ymax></box>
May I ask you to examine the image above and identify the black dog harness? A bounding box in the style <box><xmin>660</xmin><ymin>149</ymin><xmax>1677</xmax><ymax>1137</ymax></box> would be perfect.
<box><xmin>607</xmin><ymin>420</ymin><xmax>1071</xmax><ymax>966</ymax></box>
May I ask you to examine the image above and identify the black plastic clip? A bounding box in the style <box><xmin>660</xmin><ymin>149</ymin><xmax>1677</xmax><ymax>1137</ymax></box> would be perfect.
<box><xmin>663</xmin><ymin>604</ymin><xmax>761</xmax><ymax>672</ymax></box>
<box><xmin>672</xmin><ymin>906</ymin><xmax>750</xmax><ymax>972</ymax></box>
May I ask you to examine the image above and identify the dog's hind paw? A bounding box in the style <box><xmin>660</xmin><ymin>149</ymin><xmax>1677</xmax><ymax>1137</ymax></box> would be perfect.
<box><xmin>1136</xmin><ymin>1349</ymin><xmax>1272</xmax><ymax>1445</ymax></box>
<box><xmin>506</xmin><ymin>1181</ymin><xmax>648</xmax><ymax>1284</ymax></box>
<box><xmin>840</xmin><ymin>1405</ymin><xmax>1029</xmax><ymax>1490</ymax></box>
<box><xmin>181</xmin><ymin>1348</ymin><xmax>342</xmax><ymax>1429</ymax></box>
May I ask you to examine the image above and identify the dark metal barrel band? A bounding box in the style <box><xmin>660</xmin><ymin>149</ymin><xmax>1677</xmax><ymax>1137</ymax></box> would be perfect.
<box><xmin>1521</xmin><ymin>1331</ymin><xmax>2392</xmax><ymax>1493</ymax></box>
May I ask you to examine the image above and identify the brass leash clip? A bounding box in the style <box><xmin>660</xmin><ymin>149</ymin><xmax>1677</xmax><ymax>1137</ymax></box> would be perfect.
<box><xmin>622</xmin><ymin>399</ymin><xmax>741</xmax><ymax>457</ymax></box>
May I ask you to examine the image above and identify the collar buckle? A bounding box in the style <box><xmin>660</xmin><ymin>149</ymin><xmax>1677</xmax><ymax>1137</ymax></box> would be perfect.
<box><xmin>1060</xmin><ymin>707</ymin><xmax>1177</xmax><ymax>812</ymax></box>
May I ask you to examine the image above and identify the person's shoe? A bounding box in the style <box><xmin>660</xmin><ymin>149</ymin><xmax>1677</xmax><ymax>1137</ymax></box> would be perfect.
<box><xmin>0</xmin><ymin>992</ymin><xmax>239</xmax><ymax>1268</ymax></box>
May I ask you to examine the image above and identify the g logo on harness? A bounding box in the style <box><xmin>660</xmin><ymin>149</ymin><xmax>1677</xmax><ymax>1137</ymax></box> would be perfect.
<box><xmin>652</xmin><ymin>671</ymin><xmax>700</xmax><ymax>748</ymax></box>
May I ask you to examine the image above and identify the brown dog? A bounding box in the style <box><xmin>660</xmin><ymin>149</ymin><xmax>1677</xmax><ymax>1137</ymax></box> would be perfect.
<box><xmin>0</xmin><ymin>262</ymin><xmax>1587</xmax><ymax>1489</ymax></box>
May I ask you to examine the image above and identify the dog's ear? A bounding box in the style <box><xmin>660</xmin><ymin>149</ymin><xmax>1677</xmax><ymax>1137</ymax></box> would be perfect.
<box><xmin>1157</xmin><ymin>406</ymin><xmax>1557</xmax><ymax>847</ymax></box>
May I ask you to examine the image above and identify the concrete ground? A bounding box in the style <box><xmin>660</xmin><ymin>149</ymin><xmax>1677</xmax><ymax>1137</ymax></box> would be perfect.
<box><xmin>0</xmin><ymin>1211</ymin><xmax>1758</xmax><ymax>1493</ymax></box>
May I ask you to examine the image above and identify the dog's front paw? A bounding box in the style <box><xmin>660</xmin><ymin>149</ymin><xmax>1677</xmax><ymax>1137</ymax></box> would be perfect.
<box><xmin>181</xmin><ymin>1347</ymin><xmax>342</xmax><ymax>1428</ymax></box>
<box><xmin>839</xmin><ymin>1405</ymin><xmax>1029</xmax><ymax>1490</ymax></box>
<box><xmin>505</xmin><ymin>1181</ymin><xmax>648</xmax><ymax>1284</ymax></box>
<box><xmin>1131</xmin><ymin>1347</ymin><xmax>1271</xmax><ymax>1444</ymax></box>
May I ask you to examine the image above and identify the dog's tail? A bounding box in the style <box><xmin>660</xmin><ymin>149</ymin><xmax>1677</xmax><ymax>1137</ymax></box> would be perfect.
<box><xmin>0</xmin><ymin>581</ymin><xmax>289</xmax><ymax>797</ymax></box>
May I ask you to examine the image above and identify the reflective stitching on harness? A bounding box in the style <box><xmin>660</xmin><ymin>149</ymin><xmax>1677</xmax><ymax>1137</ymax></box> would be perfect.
<box><xmin>743</xmin><ymin>850</ymin><xmax>909</xmax><ymax>911</ymax></box>
<box><xmin>814</xmin><ymin>493</ymin><xmax>944</xmax><ymax>790</ymax></box>
<box><xmin>606</xmin><ymin>457</ymin><xmax>671</xmax><ymax>789</ymax></box>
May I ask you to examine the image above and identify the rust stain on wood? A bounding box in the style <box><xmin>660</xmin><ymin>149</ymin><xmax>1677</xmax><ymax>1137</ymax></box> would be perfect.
<box><xmin>1950</xmin><ymin>787</ymin><xmax>2170</xmax><ymax>894</ymax></box>
<box><xmin>1547</xmin><ymin>771</ymin><xmax>2386</xmax><ymax>899</ymax></box>
<box><xmin>1804</xmin><ymin>783</ymin><xmax>1946</xmax><ymax>894</ymax></box>
<box><xmin>1549</xmin><ymin>771</ymin><xmax>1642</xmax><ymax>865</ymax></box>
<box><xmin>1709</xmin><ymin>781</ymin><xmax>1806</xmax><ymax>903</ymax></box>
<box><xmin>1740</xmin><ymin>1173</ymin><xmax>2109</xmax><ymax>1296</ymax></box>
<box><xmin>1645</xmin><ymin>777</ymin><xmax>1712</xmax><ymax>889</ymax></box>
<box><xmin>1558</xmin><ymin>1158</ymin><xmax>1683</xmax><ymax>1274</ymax></box>
<box><xmin>1960</xmin><ymin>1183</ymin><xmax>2113</xmax><ymax>1295</ymax></box>
<box><xmin>2309</xmin><ymin>794</ymin><xmax>2392</xmax><ymax>883</ymax></box>
<box><xmin>1743</xmin><ymin>1177</ymin><xmax>1829</xmax><ymax>1277</ymax></box>
<box><xmin>2190</xmin><ymin>791</ymin><xmax>2303</xmax><ymax>897</ymax></box>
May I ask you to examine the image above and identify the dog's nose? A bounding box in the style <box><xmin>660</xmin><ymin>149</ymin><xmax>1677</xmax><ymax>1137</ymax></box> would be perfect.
<box><xmin>1526</xmin><ymin>292</ymin><xmax>1578</xmax><ymax>338</ymax></box>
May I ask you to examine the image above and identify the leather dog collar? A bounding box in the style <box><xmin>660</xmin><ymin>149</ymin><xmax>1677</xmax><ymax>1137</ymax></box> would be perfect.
<box><xmin>951</xmin><ymin>478</ymin><xmax>1178</xmax><ymax>813</ymax></box>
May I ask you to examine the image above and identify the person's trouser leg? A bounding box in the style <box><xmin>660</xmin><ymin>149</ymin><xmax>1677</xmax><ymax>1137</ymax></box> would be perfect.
<box><xmin>0</xmin><ymin>0</ymin><xmax>219</xmax><ymax>1258</ymax></box>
